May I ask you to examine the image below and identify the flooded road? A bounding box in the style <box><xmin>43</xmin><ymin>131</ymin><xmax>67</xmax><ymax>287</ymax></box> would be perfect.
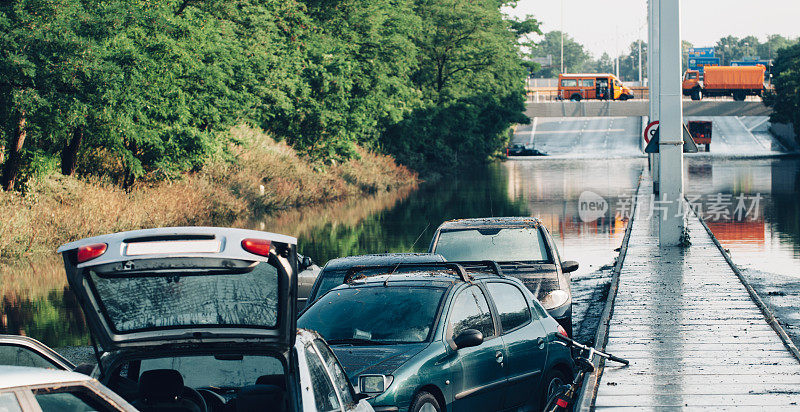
<box><xmin>684</xmin><ymin>157</ymin><xmax>800</xmax><ymax>345</ymax></box>
<box><xmin>2</xmin><ymin>155</ymin><xmax>798</xmax><ymax>354</ymax></box>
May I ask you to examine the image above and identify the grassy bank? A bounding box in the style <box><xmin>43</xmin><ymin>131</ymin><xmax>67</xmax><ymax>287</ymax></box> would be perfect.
<box><xmin>0</xmin><ymin>126</ymin><xmax>416</xmax><ymax>263</ymax></box>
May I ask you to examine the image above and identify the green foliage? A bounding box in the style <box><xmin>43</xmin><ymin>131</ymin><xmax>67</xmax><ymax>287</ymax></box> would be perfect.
<box><xmin>379</xmin><ymin>0</ymin><xmax>530</xmax><ymax>172</ymax></box>
<box><xmin>530</xmin><ymin>31</ymin><xmax>590</xmax><ymax>77</ymax></box>
<box><xmin>1</xmin><ymin>0</ymin><xmax>534</xmax><ymax>185</ymax></box>
<box><xmin>764</xmin><ymin>42</ymin><xmax>800</xmax><ymax>145</ymax></box>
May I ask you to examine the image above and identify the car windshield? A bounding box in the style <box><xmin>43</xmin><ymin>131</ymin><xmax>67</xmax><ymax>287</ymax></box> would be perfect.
<box><xmin>137</xmin><ymin>354</ymin><xmax>285</xmax><ymax>389</ymax></box>
<box><xmin>433</xmin><ymin>227</ymin><xmax>550</xmax><ymax>262</ymax></box>
<box><xmin>312</xmin><ymin>269</ymin><xmax>348</xmax><ymax>301</ymax></box>
<box><xmin>87</xmin><ymin>261</ymin><xmax>281</xmax><ymax>332</ymax></box>
<box><xmin>299</xmin><ymin>286</ymin><xmax>445</xmax><ymax>344</ymax></box>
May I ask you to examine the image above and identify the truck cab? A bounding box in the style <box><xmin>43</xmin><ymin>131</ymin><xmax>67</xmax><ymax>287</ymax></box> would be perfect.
<box><xmin>682</xmin><ymin>70</ymin><xmax>702</xmax><ymax>99</ymax></box>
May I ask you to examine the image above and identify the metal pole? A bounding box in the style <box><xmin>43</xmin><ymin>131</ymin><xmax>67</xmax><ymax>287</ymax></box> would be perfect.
<box><xmin>658</xmin><ymin>0</ymin><xmax>684</xmax><ymax>246</ymax></box>
<box><xmin>649</xmin><ymin>0</ymin><xmax>661</xmax><ymax>192</ymax></box>
<box><xmin>560</xmin><ymin>0</ymin><xmax>564</xmax><ymax>74</ymax></box>
<box><xmin>638</xmin><ymin>39</ymin><xmax>643</xmax><ymax>86</ymax></box>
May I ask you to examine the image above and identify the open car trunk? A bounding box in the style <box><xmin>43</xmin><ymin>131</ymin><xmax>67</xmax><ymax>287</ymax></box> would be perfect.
<box><xmin>57</xmin><ymin>227</ymin><xmax>298</xmax><ymax>352</ymax></box>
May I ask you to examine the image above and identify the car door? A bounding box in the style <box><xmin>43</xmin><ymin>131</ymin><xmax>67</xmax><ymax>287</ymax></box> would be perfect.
<box><xmin>22</xmin><ymin>382</ymin><xmax>136</xmax><ymax>412</ymax></box>
<box><xmin>0</xmin><ymin>335</ymin><xmax>74</xmax><ymax>371</ymax></box>
<box><xmin>485</xmin><ymin>282</ymin><xmax>548</xmax><ymax>410</ymax></box>
<box><xmin>312</xmin><ymin>340</ymin><xmax>372</xmax><ymax>412</ymax></box>
<box><xmin>447</xmin><ymin>285</ymin><xmax>507</xmax><ymax>411</ymax></box>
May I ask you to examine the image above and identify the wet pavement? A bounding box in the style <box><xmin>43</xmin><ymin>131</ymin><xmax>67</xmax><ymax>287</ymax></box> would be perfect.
<box><xmin>594</xmin><ymin>172</ymin><xmax>800</xmax><ymax>409</ymax></box>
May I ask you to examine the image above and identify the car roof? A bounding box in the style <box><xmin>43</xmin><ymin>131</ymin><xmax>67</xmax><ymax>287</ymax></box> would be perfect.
<box><xmin>435</xmin><ymin>217</ymin><xmax>542</xmax><ymax>231</ymax></box>
<box><xmin>323</xmin><ymin>253</ymin><xmax>445</xmax><ymax>270</ymax></box>
<box><xmin>0</xmin><ymin>366</ymin><xmax>91</xmax><ymax>389</ymax></box>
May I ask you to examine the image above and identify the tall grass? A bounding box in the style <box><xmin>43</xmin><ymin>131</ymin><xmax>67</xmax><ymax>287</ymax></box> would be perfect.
<box><xmin>0</xmin><ymin>125</ymin><xmax>416</xmax><ymax>264</ymax></box>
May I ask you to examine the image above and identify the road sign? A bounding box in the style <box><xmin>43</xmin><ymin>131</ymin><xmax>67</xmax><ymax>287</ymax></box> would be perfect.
<box><xmin>731</xmin><ymin>60</ymin><xmax>771</xmax><ymax>68</ymax></box>
<box><xmin>688</xmin><ymin>57</ymin><xmax>720</xmax><ymax>73</ymax></box>
<box><xmin>688</xmin><ymin>47</ymin><xmax>715</xmax><ymax>58</ymax></box>
<box><xmin>644</xmin><ymin>125</ymin><xmax>699</xmax><ymax>153</ymax></box>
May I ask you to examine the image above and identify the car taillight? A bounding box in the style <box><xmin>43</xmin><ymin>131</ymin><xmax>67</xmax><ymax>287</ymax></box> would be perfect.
<box><xmin>77</xmin><ymin>243</ymin><xmax>107</xmax><ymax>263</ymax></box>
<box><xmin>558</xmin><ymin>325</ymin><xmax>569</xmax><ymax>338</ymax></box>
<box><xmin>241</xmin><ymin>238</ymin><xmax>271</xmax><ymax>256</ymax></box>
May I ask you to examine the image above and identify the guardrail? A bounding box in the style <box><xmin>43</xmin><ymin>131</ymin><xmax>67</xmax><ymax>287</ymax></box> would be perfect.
<box><xmin>525</xmin><ymin>87</ymin><xmax>765</xmax><ymax>103</ymax></box>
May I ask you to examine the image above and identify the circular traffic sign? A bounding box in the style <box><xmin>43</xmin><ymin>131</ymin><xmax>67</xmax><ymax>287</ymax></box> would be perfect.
<box><xmin>644</xmin><ymin>121</ymin><xmax>659</xmax><ymax>143</ymax></box>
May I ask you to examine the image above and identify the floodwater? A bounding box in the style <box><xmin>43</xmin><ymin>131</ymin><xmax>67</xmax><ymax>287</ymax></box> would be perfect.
<box><xmin>2</xmin><ymin>155</ymin><xmax>798</xmax><ymax>352</ymax></box>
<box><xmin>684</xmin><ymin>156</ymin><xmax>800</xmax><ymax>345</ymax></box>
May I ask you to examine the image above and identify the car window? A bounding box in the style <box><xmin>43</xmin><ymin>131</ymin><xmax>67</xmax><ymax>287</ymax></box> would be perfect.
<box><xmin>299</xmin><ymin>286</ymin><xmax>445</xmax><ymax>344</ymax></box>
<box><xmin>312</xmin><ymin>269</ymin><xmax>347</xmax><ymax>302</ymax></box>
<box><xmin>0</xmin><ymin>344</ymin><xmax>61</xmax><ymax>369</ymax></box>
<box><xmin>580</xmin><ymin>79</ymin><xmax>594</xmax><ymax>87</ymax></box>
<box><xmin>305</xmin><ymin>343</ymin><xmax>340</xmax><ymax>412</ymax></box>
<box><xmin>487</xmin><ymin>283</ymin><xmax>531</xmax><ymax>332</ymax></box>
<box><xmin>561</xmin><ymin>79</ymin><xmax>577</xmax><ymax>87</ymax></box>
<box><xmin>88</xmin><ymin>261</ymin><xmax>281</xmax><ymax>332</ymax></box>
<box><xmin>433</xmin><ymin>227</ymin><xmax>550</xmax><ymax>262</ymax></box>
<box><xmin>33</xmin><ymin>387</ymin><xmax>116</xmax><ymax>412</ymax></box>
<box><xmin>313</xmin><ymin>340</ymin><xmax>354</xmax><ymax>407</ymax></box>
<box><xmin>139</xmin><ymin>355</ymin><xmax>284</xmax><ymax>388</ymax></box>
<box><xmin>0</xmin><ymin>392</ymin><xmax>23</xmax><ymax>412</ymax></box>
<box><xmin>449</xmin><ymin>286</ymin><xmax>495</xmax><ymax>339</ymax></box>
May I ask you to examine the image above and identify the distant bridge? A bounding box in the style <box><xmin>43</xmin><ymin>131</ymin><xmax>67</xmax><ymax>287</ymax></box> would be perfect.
<box><xmin>525</xmin><ymin>101</ymin><xmax>772</xmax><ymax>118</ymax></box>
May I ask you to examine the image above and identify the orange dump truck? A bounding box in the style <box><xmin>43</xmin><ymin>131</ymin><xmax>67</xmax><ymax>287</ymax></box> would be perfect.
<box><xmin>682</xmin><ymin>65</ymin><xmax>765</xmax><ymax>101</ymax></box>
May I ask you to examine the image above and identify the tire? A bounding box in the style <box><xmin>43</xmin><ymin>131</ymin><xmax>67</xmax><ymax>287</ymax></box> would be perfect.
<box><xmin>570</xmin><ymin>94</ymin><xmax>582</xmax><ymax>102</ymax></box>
<box><xmin>409</xmin><ymin>391</ymin><xmax>441</xmax><ymax>412</ymax></box>
<box><xmin>691</xmin><ymin>88</ymin><xmax>702</xmax><ymax>101</ymax></box>
<box><xmin>733</xmin><ymin>91</ymin><xmax>746</xmax><ymax>101</ymax></box>
<box><xmin>541</xmin><ymin>369</ymin><xmax>571</xmax><ymax>412</ymax></box>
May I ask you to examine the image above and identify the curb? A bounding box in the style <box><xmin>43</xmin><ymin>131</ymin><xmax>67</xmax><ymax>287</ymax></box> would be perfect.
<box><xmin>692</xmin><ymin>203</ymin><xmax>800</xmax><ymax>364</ymax></box>
<box><xmin>574</xmin><ymin>172</ymin><xmax>643</xmax><ymax>411</ymax></box>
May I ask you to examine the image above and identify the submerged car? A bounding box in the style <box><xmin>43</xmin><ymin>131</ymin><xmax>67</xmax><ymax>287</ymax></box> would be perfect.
<box><xmin>298</xmin><ymin>262</ymin><xmax>574</xmax><ymax>412</ymax></box>
<box><xmin>428</xmin><ymin>217</ymin><xmax>578</xmax><ymax>336</ymax></box>
<box><xmin>302</xmin><ymin>253</ymin><xmax>446</xmax><ymax>310</ymax></box>
<box><xmin>46</xmin><ymin>227</ymin><xmax>372</xmax><ymax>412</ymax></box>
<box><xmin>0</xmin><ymin>365</ymin><xmax>137</xmax><ymax>411</ymax></box>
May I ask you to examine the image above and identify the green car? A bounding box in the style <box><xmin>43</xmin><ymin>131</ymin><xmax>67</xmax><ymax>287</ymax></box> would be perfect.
<box><xmin>298</xmin><ymin>262</ymin><xmax>574</xmax><ymax>412</ymax></box>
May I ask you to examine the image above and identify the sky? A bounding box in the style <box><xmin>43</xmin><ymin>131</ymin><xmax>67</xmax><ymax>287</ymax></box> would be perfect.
<box><xmin>506</xmin><ymin>0</ymin><xmax>800</xmax><ymax>58</ymax></box>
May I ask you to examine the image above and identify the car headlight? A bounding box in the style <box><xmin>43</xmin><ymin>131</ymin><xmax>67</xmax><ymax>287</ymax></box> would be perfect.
<box><xmin>359</xmin><ymin>375</ymin><xmax>394</xmax><ymax>395</ymax></box>
<box><xmin>540</xmin><ymin>290</ymin><xmax>569</xmax><ymax>309</ymax></box>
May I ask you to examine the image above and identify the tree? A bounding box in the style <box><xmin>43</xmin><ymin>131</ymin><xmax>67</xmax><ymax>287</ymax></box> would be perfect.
<box><xmin>764</xmin><ymin>42</ymin><xmax>800</xmax><ymax>146</ymax></box>
<box><xmin>530</xmin><ymin>31</ymin><xmax>590</xmax><ymax>77</ymax></box>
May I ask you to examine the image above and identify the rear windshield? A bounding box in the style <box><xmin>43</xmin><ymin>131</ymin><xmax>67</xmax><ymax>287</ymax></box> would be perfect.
<box><xmin>433</xmin><ymin>228</ymin><xmax>551</xmax><ymax>263</ymax></box>
<box><xmin>88</xmin><ymin>262</ymin><xmax>281</xmax><ymax>332</ymax></box>
<box><xmin>299</xmin><ymin>286</ymin><xmax>446</xmax><ymax>344</ymax></box>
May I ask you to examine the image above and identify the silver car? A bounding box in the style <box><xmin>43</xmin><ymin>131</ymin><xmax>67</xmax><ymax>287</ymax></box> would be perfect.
<box><xmin>47</xmin><ymin>226</ymin><xmax>373</xmax><ymax>412</ymax></box>
<box><xmin>0</xmin><ymin>365</ymin><xmax>136</xmax><ymax>411</ymax></box>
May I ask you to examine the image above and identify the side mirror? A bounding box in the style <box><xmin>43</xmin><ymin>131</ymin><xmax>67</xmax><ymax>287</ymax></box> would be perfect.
<box><xmin>453</xmin><ymin>329</ymin><xmax>483</xmax><ymax>350</ymax></box>
<box><xmin>300</xmin><ymin>256</ymin><xmax>313</xmax><ymax>271</ymax></box>
<box><xmin>561</xmin><ymin>260</ymin><xmax>579</xmax><ymax>274</ymax></box>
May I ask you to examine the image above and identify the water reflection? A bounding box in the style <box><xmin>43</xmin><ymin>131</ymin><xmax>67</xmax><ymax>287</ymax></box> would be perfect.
<box><xmin>0</xmin><ymin>257</ymin><xmax>89</xmax><ymax>348</ymax></box>
<box><xmin>3</xmin><ymin>156</ymin><xmax>797</xmax><ymax>350</ymax></box>
<box><xmin>685</xmin><ymin>157</ymin><xmax>800</xmax><ymax>277</ymax></box>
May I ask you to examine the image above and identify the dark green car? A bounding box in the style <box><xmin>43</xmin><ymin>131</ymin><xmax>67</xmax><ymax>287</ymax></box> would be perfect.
<box><xmin>298</xmin><ymin>263</ymin><xmax>574</xmax><ymax>412</ymax></box>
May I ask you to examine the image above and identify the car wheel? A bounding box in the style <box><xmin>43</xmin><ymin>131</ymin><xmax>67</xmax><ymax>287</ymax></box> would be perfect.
<box><xmin>570</xmin><ymin>94</ymin><xmax>582</xmax><ymax>102</ymax></box>
<box><xmin>541</xmin><ymin>369</ymin><xmax>570</xmax><ymax>412</ymax></box>
<box><xmin>410</xmin><ymin>391</ymin><xmax>441</xmax><ymax>412</ymax></box>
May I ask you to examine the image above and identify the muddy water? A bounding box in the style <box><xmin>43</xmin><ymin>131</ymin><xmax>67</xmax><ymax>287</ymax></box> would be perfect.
<box><xmin>3</xmin><ymin>156</ymin><xmax>797</xmax><ymax>352</ymax></box>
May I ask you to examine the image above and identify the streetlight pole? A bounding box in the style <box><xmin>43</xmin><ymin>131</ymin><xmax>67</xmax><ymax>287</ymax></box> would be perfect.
<box><xmin>560</xmin><ymin>0</ymin><xmax>564</xmax><ymax>74</ymax></box>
